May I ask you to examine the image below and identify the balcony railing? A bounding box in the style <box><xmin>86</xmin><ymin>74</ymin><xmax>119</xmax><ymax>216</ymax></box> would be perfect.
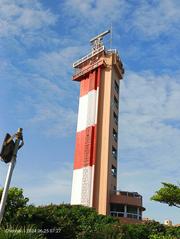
<box><xmin>110</xmin><ymin>211</ymin><xmax>142</xmax><ymax>220</ymax></box>
<box><xmin>73</xmin><ymin>45</ymin><xmax>105</xmax><ymax>68</ymax></box>
<box><xmin>113</xmin><ymin>190</ymin><xmax>142</xmax><ymax>199</ymax></box>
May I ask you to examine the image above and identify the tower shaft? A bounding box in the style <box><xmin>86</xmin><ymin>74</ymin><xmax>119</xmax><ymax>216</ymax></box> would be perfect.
<box><xmin>71</xmin><ymin>49</ymin><xmax>123</xmax><ymax>215</ymax></box>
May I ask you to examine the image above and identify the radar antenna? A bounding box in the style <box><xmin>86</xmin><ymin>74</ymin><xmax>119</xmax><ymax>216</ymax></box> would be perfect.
<box><xmin>90</xmin><ymin>29</ymin><xmax>111</xmax><ymax>51</ymax></box>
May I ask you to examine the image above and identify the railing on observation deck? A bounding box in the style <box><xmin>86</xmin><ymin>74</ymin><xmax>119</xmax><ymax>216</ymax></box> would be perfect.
<box><xmin>110</xmin><ymin>211</ymin><xmax>142</xmax><ymax>220</ymax></box>
<box><xmin>73</xmin><ymin>46</ymin><xmax>105</xmax><ymax>68</ymax></box>
<box><xmin>113</xmin><ymin>190</ymin><xmax>142</xmax><ymax>199</ymax></box>
<box><xmin>111</xmin><ymin>190</ymin><xmax>143</xmax><ymax>206</ymax></box>
<box><xmin>73</xmin><ymin>47</ymin><xmax>120</xmax><ymax>72</ymax></box>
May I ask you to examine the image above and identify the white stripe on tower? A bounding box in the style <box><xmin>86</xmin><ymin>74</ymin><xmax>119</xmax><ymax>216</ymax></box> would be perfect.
<box><xmin>77</xmin><ymin>89</ymin><xmax>98</xmax><ymax>132</ymax></box>
<box><xmin>71</xmin><ymin>68</ymin><xmax>100</xmax><ymax>207</ymax></box>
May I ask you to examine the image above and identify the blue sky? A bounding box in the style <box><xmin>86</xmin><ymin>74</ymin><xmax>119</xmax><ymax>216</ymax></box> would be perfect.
<box><xmin>0</xmin><ymin>0</ymin><xmax>180</xmax><ymax>224</ymax></box>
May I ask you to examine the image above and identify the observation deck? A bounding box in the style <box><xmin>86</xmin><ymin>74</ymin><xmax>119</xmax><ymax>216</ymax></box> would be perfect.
<box><xmin>110</xmin><ymin>191</ymin><xmax>145</xmax><ymax>224</ymax></box>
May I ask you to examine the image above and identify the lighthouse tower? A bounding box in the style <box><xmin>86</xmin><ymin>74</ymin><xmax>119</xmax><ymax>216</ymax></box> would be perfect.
<box><xmin>71</xmin><ymin>31</ymin><xmax>145</xmax><ymax>221</ymax></box>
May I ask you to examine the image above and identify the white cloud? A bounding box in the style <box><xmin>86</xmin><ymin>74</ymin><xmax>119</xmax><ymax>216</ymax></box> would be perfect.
<box><xmin>0</xmin><ymin>57</ymin><xmax>78</xmax><ymax>138</ymax></box>
<box><xmin>120</xmin><ymin>71</ymin><xmax>180</xmax><ymax>148</ymax></box>
<box><xmin>118</xmin><ymin>70</ymin><xmax>180</xmax><ymax>222</ymax></box>
<box><xmin>19</xmin><ymin>75</ymin><xmax>66</xmax><ymax>100</ymax></box>
<box><xmin>62</xmin><ymin>0</ymin><xmax>180</xmax><ymax>38</ymax></box>
<box><xmin>0</xmin><ymin>0</ymin><xmax>57</xmax><ymax>38</ymax></box>
<box><xmin>0</xmin><ymin>0</ymin><xmax>81</xmax><ymax>138</ymax></box>
<box><xmin>0</xmin><ymin>0</ymin><xmax>80</xmax><ymax>139</ymax></box>
<box><xmin>63</xmin><ymin>0</ymin><xmax>128</xmax><ymax>27</ymax></box>
<box><xmin>27</xmin><ymin>46</ymin><xmax>81</xmax><ymax>81</ymax></box>
<box><xmin>13</xmin><ymin>73</ymin><xmax>78</xmax><ymax>137</ymax></box>
<box><xmin>27</xmin><ymin>101</ymin><xmax>77</xmax><ymax>137</ymax></box>
<box><xmin>131</xmin><ymin>0</ymin><xmax>180</xmax><ymax>37</ymax></box>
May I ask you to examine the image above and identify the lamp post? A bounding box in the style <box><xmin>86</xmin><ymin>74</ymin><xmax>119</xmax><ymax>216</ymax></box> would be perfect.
<box><xmin>0</xmin><ymin>128</ymin><xmax>24</xmax><ymax>224</ymax></box>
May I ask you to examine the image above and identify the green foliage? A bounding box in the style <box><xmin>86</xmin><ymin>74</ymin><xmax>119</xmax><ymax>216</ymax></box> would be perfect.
<box><xmin>0</xmin><ymin>187</ymin><xmax>29</xmax><ymax>225</ymax></box>
<box><xmin>165</xmin><ymin>225</ymin><xmax>180</xmax><ymax>238</ymax></box>
<box><xmin>120</xmin><ymin>224</ymin><xmax>148</xmax><ymax>239</ymax></box>
<box><xmin>151</xmin><ymin>183</ymin><xmax>180</xmax><ymax>208</ymax></box>
<box><xmin>119</xmin><ymin>221</ymin><xmax>166</xmax><ymax>239</ymax></box>
<box><xmin>10</xmin><ymin>203</ymin><xmax>120</xmax><ymax>238</ymax></box>
<box><xmin>149</xmin><ymin>234</ymin><xmax>177</xmax><ymax>239</ymax></box>
<box><xmin>1</xmin><ymin>187</ymin><xmax>179</xmax><ymax>239</ymax></box>
<box><xmin>116</xmin><ymin>221</ymin><xmax>180</xmax><ymax>239</ymax></box>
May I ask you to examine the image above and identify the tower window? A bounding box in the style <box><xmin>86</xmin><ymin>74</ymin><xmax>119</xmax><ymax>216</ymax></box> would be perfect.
<box><xmin>114</xmin><ymin>96</ymin><xmax>119</xmax><ymax>110</ymax></box>
<box><xmin>113</xmin><ymin>129</ymin><xmax>118</xmax><ymax>142</ymax></box>
<box><xmin>114</xmin><ymin>80</ymin><xmax>119</xmax><ymax>94</ymax></box>
<box><xmin>112</xmin><ymin>146</ymin><xmax>117</xmax><ymax>160</ymax></box>
<box><xmin>111</xmin><ymin>165</ymin><xmax>117</xmax><ymax>177</ymax></box>
<box><xmin>113</xmin><ymin>112</ymin><xmax>118</xmax><ymax>125</ymax></box>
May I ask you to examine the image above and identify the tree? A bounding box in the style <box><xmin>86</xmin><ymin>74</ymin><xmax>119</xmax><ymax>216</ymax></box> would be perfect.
<box><xmin>0</xmin><ymin>187</ymin><xmax>29</xmax><ymax>225</ymax></box>
<box><xmin>151</xmin><ymin>183</ymin><xmax>180</xmax><ymax>208</ymax></box>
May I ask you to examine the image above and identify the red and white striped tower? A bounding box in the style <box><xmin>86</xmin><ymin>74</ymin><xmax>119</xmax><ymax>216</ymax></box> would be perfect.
<box><xmin>71</xmin><ymin>31</ymin><xmax>146</xmax><ymax>222</ymax></box>
<box><xmin>71</xmin><ymin>30</ymin><xmax>125</xmax><ymax>215</ymax></box>
<box><xmin>71</xmin><ymin>67</ymin><xmax>101</xmax><ymax>206</ymax></box>
<box><xmin>71</xmin><ymin>31</ymin><xmax>109</xmax><ymax>207</ymax></box>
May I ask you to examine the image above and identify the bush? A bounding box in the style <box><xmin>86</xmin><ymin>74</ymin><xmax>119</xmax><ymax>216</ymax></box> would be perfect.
<box><xmin>0</xmin><ymin>187</ymin><xmax>29</xmax><ymax>226</ymax></box>
<box><xmin>12</xmin><ymin>204</ymin><xmax>120</xmax><ymax>239</ymax></box>
<box><xmin>1</xmin><ymin>188</ymin><xmax>179</xmax><ymax>239</ymax></box>
<box><xmin>149</xmin><ymin>234</ymin><xmax>177</xmax><ymax>239</ymax></box>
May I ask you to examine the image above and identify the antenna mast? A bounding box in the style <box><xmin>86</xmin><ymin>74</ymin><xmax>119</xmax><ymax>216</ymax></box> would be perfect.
<box><xmin>90</xmin><ymin>29</ymin><xmax>111</xmax><ymax>51</ymax></box>
<box><xmin>110</xmin><ymin>24</ymin><xmax>113</xmax><ymax>49</ymax></box>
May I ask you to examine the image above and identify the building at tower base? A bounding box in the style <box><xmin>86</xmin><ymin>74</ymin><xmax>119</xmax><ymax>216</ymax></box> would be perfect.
<box><xmin>71</xmin><ymin>30</ymin><xmax>145</xmax><ymax>223</ymax></box>
<box><xmin>110</xmin><ymin>190</ymin><xmax>145</xmax><ymax>223</ymax></box>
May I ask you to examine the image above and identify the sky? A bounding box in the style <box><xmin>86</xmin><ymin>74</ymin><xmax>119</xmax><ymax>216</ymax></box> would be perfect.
<box><xmin>0</xmin><ymin>0</ymin><xmax>180</xmax><ymax>224</ymax></box>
